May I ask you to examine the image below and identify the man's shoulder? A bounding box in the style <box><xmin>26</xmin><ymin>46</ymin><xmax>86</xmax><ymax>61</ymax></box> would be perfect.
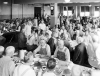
<box><xmin>43</xmin><ymin>72</ymin><xmax>56</xmax><ymax>76</ymax></box>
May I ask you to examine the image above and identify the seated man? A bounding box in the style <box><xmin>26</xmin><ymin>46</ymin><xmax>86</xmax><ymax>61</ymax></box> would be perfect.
<box><xmin>34</xmin><ymin>36</ymin><xmax>51</xmax><ymax>57</ymax></box>
<box><xmin>0</xmin><ymin>46</ymin><xmax>15</xmax><ymax>76</ymax></box>
<box><xmin>53</xmin><ymin>39</ymin><xmax>70</xmax><ymax>66</ymax></box>
<box><xmin>13</xmin><ymin>52</ymin><xmax>36</xmax><ymax>76</ymax></box>
<box><xmin>43</xmin><ymin>58</ymin><xmax>56</xmax><ymax>76</ymax></box>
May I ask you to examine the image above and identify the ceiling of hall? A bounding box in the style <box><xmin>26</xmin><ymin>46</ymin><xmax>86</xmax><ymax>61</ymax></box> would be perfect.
<box><xmin>1</xmin><ymin>0</ymin><xmax>100</xmax><ymax>4</ymax></box>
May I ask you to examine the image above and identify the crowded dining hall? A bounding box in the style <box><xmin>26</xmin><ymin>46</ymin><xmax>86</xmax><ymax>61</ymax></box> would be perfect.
<box><xmin>1</xmin><ymin>0</ymin><xmax>100</xmax><ymax>76</ymax></box>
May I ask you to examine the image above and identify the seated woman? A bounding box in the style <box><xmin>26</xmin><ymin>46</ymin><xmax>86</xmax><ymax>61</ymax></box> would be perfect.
<box><xmin>43</xmin><ymin>58</ymin><xmax>56</xmax><ymax>76</ymax></box>
<box><xmin>33</xmin><ymin>36</ymin><xmax>51</xmax><ymax>57</ymax></box>
<box><xmin>53</xmin><ymin>39</ymin><xmax>70</xmax><ymax>66</ymax></box>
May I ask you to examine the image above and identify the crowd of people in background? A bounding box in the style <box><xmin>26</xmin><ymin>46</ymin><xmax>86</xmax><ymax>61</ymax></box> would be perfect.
<box><xmin>0</xmin><ymin>15</ymin><xmax>100</xmax><ymax>76</ymax></box>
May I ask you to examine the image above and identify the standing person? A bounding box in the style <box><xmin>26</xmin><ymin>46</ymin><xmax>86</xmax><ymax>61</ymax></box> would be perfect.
<box><xmin>34</xmin><ymin>17</ymin><xmax>38</xmax><ymax>27</ymax></box>
<box><xmin>39</xmin><ymin>20</ymin><xmax>46</xmax><ymax>31</ymax></box>
<box><xmin>18</xmin><ymin>24</ymin><xmax>26</xmax><ymax>49</ymax></box>
<box><xmin>0</xmin><ymin>46</ymin><xmax>15</xmax><ymax>76</ymax></box>
<box><xmin>47</xmin><ymin>32</ymin><xmax>57</xmax><ymax>55</ymax></box>
<box><xmin>24</xmin><ymin>21</ymin><xmax>32</xmax><ymax>39</ymax></box>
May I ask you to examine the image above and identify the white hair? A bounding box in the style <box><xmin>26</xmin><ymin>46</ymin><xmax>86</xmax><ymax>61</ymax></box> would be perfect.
<box><xmin>58</xmin><ymin>39</ymin><xmax>64</xmax><ymax>46</ymax></box>
<box><xmin>0</xmin><ymin>46</ymin><xmax>4</xmax><ymax>53</ymax></box>
<box><xmin>6</xmin><ymin>46</ymin><xmax>15</xmax><ymax>55</ymax></box>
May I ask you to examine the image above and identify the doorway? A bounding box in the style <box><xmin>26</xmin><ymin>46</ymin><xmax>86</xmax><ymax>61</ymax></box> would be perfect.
<box><xmin>34</xmin><ymin>7</ymin><xmax>41</xmax><ymax>18</ymax></box>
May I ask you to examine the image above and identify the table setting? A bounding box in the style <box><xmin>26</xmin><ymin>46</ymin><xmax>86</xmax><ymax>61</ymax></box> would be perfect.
<box><xmin>12</xmin><ymin>50</ymin><xmax>93</xmax><ymax>76</ymax></box>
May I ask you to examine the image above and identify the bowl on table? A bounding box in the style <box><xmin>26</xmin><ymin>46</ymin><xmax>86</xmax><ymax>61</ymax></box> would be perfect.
<box><xmin>63</xmin><ymin>69</ymin><xmax>71</xmax><ymax>76</ymax></box>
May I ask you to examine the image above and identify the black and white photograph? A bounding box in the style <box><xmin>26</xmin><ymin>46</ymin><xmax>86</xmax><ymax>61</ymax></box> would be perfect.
<box><xmin>0</xmin><ymin>0</ymin><xmax>100</xmax><ymax>76</ymax></box>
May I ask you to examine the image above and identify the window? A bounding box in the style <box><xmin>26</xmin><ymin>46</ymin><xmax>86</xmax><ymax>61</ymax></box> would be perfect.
<box><xmin>80</xmin><ymin>6</ymin><xmax>90</xmax><ymax>17</ymax></box>
<box><xmin>94</xmin><ymin>6</ymin><xmax>100</xmax><ymax>17</ymax></box>
<box><xmin>63</xmin><ymin>6</ymin><xmax>67</xmax><ymax>16</ymax></box>
<box><xmin>63</xmin><ymin>6</ymin><xmax>73</xmax><ymax>16</ymax></box>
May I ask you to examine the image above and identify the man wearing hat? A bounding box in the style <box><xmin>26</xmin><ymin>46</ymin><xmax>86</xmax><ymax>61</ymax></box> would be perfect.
<box><xmin>0</xmin><ymin>46</ymin><xmax>15</xmax><ymax>76</ymax></box>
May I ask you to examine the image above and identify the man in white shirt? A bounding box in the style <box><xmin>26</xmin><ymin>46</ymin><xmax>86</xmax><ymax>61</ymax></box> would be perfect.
<box><xmin>46</xmin><ymin>26</ymin><xmax>52</xmax><ymax>39</ymax></box>
<box><xmin>34</xmin><ymin>17</ymin><xmax>38</xmax><ymax>27</ymax></box>
<box><xmin>39</xmin><ymin>20</ymin><xmax>46</xmax><ymax>31</ymax></box>
<box><xmin>0</xmin><ymin>46</ymin><xmax>15</xmax><ymax>76</ymax></box>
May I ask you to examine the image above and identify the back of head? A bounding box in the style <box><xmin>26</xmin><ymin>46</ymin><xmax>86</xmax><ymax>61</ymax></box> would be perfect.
<box><xmin>47</xmin><ymin>58</ymin><xmax>56</xmax><ymax>70</ymax></box>
<box><xmin>0</xmin><ymin>46</ymin><xmax>4</xmax><ymax>53</ymax></box>
<box><xmin>5</xmin><ymin>46</ymin><xmax>15</xmax><ymax>57</ymax></box>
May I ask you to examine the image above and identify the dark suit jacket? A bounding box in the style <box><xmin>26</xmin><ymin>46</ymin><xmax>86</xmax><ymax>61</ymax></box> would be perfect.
<box><xmin>47</xmin><ymin>37</ymin><xmax>56</xmax><ymax>55</ymax></box>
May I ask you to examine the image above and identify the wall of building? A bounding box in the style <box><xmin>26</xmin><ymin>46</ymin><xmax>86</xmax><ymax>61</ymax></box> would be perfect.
<box><xmin>0</xmin><ymin>0</ymin><xmax>34</xmax><ymax>19</ymax></box>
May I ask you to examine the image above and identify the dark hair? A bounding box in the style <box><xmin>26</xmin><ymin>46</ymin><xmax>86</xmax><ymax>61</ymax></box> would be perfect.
<box><xmin>47</xmin><ymin>58</ymin><xmax>56</xmax><ymax>70</ymax></box>
<box><xmin>34</xmin><ymin>61</ymin><xmax>42</xmax><ymax>69</ymax></box>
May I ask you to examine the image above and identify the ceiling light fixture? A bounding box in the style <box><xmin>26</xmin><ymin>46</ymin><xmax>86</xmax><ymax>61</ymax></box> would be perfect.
<box><xmin>3</xmin><ymin>2</ymin><xmax>8</xmax><ymax>4</ymax></box>
<box><xmin>89</xmin><ymin>4</ymin><xmax>92</xmax><ymax>7</ymax></box>
<box><xmin>64</xmin><ymin>0</ymin><xmax>70</xmax><ymax>3</ymax></box>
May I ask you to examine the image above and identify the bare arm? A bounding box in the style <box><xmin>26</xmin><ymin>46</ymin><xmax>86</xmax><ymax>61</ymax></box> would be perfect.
<box><xmin>53</xmin><ymin>47</ymin><xmax>58</xmax><ymax>58</ymax></box>
<box><xmin>46</xmin><ymin>44</ymin><xmax>51</xmax><ymax>57</ymax></box>
<box><xmin>33</xmin><ymin>46</ymin><xmax>41</xmax><ymax>55</ymax></box>
<box><xmin>65</xmin><ymin>47</ymin><xmax>70</xmax><ymax>62</ymax></box>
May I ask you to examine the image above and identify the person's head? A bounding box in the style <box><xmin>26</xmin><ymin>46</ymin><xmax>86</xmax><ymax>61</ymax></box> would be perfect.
<box><xmin>77</xmin><ymin>36</ymin><xmax>84</xmax><ymax>44</ymax></box>
<box><xmin>34</xmin><ymin>61</ymin><xmax>42</xmax><ymax>72</ymax></box>
<box><xmin>57</xmin><ymin>39</ymin><xmax>64</xmax><ymax>49</ymax></box>
<box><xmin>5</xmin><ymin>46</ymin><xmax>15</xmax><ymax>57</ymax></box>
<box><xmin>24</xmin><ymin>52</ymin><xmax>34</xmax><ymax>63</ymax></box>
<box><xmin>62</xmin><ymin>25</ymin><xmax>65</xmax><ymax>30</ymax></box>
<box><xmin>52</xmin><ymin>32</ymin><xmax>58</xmax><ymax>38</ymax></box>
<box><xmin>41</xmin><ymin>20</ymin><xmax>44</xmax><ymax>24</ymax></box>
<box><xmin>47</xmin><ymin>58</ymin><xmax>56</xmax><ymax>70</ymax></box>
<box><xmin>45</xmin><ymin>32</ymin><xmax>49</xmax><ymax>38</ymax></box>
<box><xmin>31</xmin><ymin>27</ymin><xmax>35</xmax><ymax>34</ymax></box>
<box><xmin>39</xmin><ymin>36</ymin><xmax>47</xmax><ymax>46</ymax></box>
<box><xmin>0</xmin><ymin>46</ymin><xmax>4</xmax><ymax>56</ymax></box>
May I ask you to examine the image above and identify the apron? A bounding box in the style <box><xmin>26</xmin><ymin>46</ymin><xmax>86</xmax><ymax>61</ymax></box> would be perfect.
<box><xmin>57</xmin><ymin>48</ymin><xmax>66</xmax><ymax>61</ymax></box>
<box><xmin>38</xmin><ymin>45</ymin><xmax>47</xmax><ymax>55</ymax></box>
